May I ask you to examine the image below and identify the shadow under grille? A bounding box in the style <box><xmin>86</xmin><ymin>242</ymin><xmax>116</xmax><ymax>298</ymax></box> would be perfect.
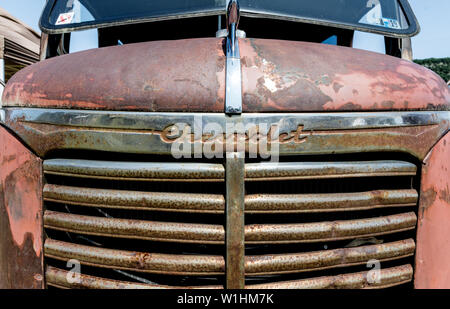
<box><xmin>43</xmin><ymin>154</ymin><xmax>419</xmax><ymax>289</ymax></box>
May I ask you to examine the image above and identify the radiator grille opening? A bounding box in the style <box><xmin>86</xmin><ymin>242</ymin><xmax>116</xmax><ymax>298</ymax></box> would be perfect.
<box><xmin>43</xmin><ymin>151</ymin><xmax>420</xmax><ymax>289</ymax></box>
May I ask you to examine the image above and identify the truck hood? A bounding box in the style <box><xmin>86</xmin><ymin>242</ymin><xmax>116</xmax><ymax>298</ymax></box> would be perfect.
<box><xmin>2</xmin><ymin>38</ymin><xmax>449</xmax><ymax>112</ymax></box>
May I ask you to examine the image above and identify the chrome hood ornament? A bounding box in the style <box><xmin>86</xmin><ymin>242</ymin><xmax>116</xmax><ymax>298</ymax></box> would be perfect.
<box><xmin>225</xmin><ymin>0</ymin><xmax>243</xmax><ymax>115</ymax></box>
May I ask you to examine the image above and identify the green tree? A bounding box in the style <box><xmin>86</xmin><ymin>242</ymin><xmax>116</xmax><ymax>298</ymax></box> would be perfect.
<box><xmin>414</xmin><ymin>58</ymin><xmax>450</xmax><ymax>83</ymax></box>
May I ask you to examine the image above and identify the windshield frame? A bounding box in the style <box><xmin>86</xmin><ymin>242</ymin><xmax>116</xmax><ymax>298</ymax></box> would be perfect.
<box><xmin>39</xmin><ymin>0</ymin><xmax>420</xmax><ymax>38</ymax></box>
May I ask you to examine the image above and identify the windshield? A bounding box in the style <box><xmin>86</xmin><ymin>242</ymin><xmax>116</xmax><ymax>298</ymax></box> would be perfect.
<box><xmin>40</xmin><ymin>0</ymin><xmax>418</xmax><ymax>37</ymax></box>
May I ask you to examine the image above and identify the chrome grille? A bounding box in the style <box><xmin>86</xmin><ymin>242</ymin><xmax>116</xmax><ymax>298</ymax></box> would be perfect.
<box><xmin>43</xmin><ymin>154</ymin><xmax>418</xmax><ymax>289</ymax></box>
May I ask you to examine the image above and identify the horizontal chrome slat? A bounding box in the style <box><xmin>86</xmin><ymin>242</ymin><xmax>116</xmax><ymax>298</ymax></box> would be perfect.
<box><xmin>44</xmin><ymin>210</ymin><xmax>416</xmax><ymax>244</ymax></box>
<box><xmin>43</xmin><ymin>184</ymin><xmax>225</xmax><ymax>213</ymax></box>
<box><xmin>46</xmin><ymin>264</ymin><xmax>412</xmax><ymax>289</ymax></box>
<box><xmin>245</xmin><ymin>189</ymin><xmax>418</xmax><ymax>213</ymax></box>
<box><xmin>247</xmin><ymin>264</ymin><xmax>413</xmax><ymax>289</ymax></box>
<box><xmin>44</xmin><ymin>159</ymin><xmax>416</xmax><ymax>182</ymax></box>
<box><xmin>44</xmin><ymin>159</ymin><xmax>225</xmax><ymax>182</ymax></box>
<box><xmin>245</xmin><ymin>212</ymin><xmax>417</xmax><ymax>244</ymax></box>
<box><xmin>45</xmin><ymin>266</ymin><xmax>221</xmax><ymax>289</ymax></box>
<box><xmin>245</xmin><ymin>239</ymin><xmax>415</xmax><ymax>275</ymax></box>
<box><xmin>245</xmin><ymin>161</ymin><xmax>417</xmax><ymax>181</ymax></box>
<box><xmin>44</xmin><ymin>239</ymin><xmax>225</xmax><ymax>276</ymax></box>
<box><xmin>44</xmin><ymin>210</ymin><xmax>225</xmax><ymax>244</ymax></box>
<box><xmin>45</xmin><ymin>239</ymin><xmax>414</xmax><ymax>276</ymax></box>
<box><xmin>44</xmin><ymin>185</ymin><xmax>417</xmax><ymax>214</ymax></box>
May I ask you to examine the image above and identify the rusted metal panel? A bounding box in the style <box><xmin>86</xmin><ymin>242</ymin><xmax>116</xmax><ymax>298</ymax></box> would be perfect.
<box><xmin>2</xmin><ymin>38</ymin><xmax>226</xmax><ymax>112</ymax></box>
<box><xmin>44</xmin><ymin>159</ymin><xmax>225</xmax><ymax>182</ymax></box>
<box><xmin>245</xmin><ymin>189</ymin><xmax>418</xmax><ymax>213</ymax></box>
<box><xmin>245</xmin><ymin>160</ymin><xmax>417</xmax><ymax>181</ymax></box>
<box><xmin>245</xmin><ymin>212</ymin><xmax>417</xmax><ymax>244</ymax></box>
<box><xmin>44</xmin><ymin>238</ymin><xmax>225</xmax><ymax>276</ymax></box>
<box><xmin>245</xmin><ymin>239</ymin><xmax>415</xmax><ymax>275</ymax></box>
<box><xmin>46</xmin><ymin>266</ymin><xmax>222</xmax><ymax>289</ymax></box>
<box><xmin>44</xmin><ymin>210</ymin><xmax>225</xmax><ymax>244</ymax></box>
<box><xmin>44</xmin><ymin>184</ymin><xmax>225</xmax><ymax>214</ymax></box>
<box><xmin>0</xmin><ymin>126</ymin><xmax>43</xmax><ymax>288</ymax></box>
<box><xmin>415</xmin><ymin>132</ymin><xmax>450</xmax><ymax>288</ymax></box>
<box><xmin>239</xmin><ymin>38</ymin><xmax>450</xmax><ymax>112</ymax></box>
<box><xmin>247</xmin><ymin>264</ymin><xmax>413</xmax><ymax>289</ymax></box>
<box><xmin>225</xmin><ymin>152</ymin><xmax>245</xmax><ymax>289</ymax></box>
<box><xmin>3</xmin><ymin>38</ymin><xmax>449</xmax><ymax>112</ymax></box>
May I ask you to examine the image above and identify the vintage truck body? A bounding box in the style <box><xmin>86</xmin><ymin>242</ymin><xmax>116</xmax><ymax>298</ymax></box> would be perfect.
<box><xmin>0</xmin><ymin>0</ymin><xmax>449</xmax><ymax>289</ymax></box>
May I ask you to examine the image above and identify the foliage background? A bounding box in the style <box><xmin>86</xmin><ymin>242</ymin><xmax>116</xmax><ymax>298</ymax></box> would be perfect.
<box><xmin>414</xmin><ymin>58</ymin><xmax>450</xmax><ymax>83</ymax></box>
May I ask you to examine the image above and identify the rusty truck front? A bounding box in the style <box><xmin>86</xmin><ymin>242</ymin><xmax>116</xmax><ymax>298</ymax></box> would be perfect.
<box><xmin>0</xmin><ymin>0</ymin><xmax>449</xmax><ymax>289</ymax></box>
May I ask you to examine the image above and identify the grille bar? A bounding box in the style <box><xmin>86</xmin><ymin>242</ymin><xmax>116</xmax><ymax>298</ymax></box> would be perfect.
<box><xmin>45</xmin><ymin>266</ymin><xmax>221</xmax><ymax>289</ymax></box>
<box><xmin>44</xmin><ymin>210</ymin><xmax>225</xmax><ymax>244</ymax></box>
<box><xmin>44</xmin><ymin>185</ymin><xmax>417</xmax><ymax>214</ymax></box>
<box><xmin>44</xmin><ymin>239</ymin><xmax>225</xmax><ymax>276</ymax></box>
<box><xmin>245</xmin><ymin>189</ymin><xmax>418</xmax><ymax>213</ymax></box>
<box><xmin>44</xmin><ymin>159</ymin><xmax>225</xmax><ymax>182</ymax></box>
<box><xmin>245</xmin><ymin>161</ymin><xmax>417</xmax><ymax>181</ymax></box>
<box><xmin>44</xmin><ymin>238</ymin><xmax>414</xmax><ymax>276</ymax></box>
<box><xmin>44</xmin><ymin>159</ymin><xmax>416</xmax><ymax>182</ymax></box>
<box><xmin>245</xmin><ymin>212</ymin><xmax>417</xmax><ymax>244</ymax></box>
<box><xmin>245</xmin><ymin>239</ymin><xmax>415</xmax><ymax>275</ymax></box>
<box><xmin>44</xmin><ymin>184</ymin><xmax>225</xmax><ymax>213</ymax></box>
<box><xmin>46</xmin><ymin>264</ymin><xmax>412</xmax><ymax>289</ymax></box>
<box><xmin>247</xmin><ymin>264</ymin><xmax>413</xmax><ymax>289</ymax></box>
<box><xmin>44</xmin><ymin>210</ymin><xmax>416</xmax><ymax>244</ymax></box>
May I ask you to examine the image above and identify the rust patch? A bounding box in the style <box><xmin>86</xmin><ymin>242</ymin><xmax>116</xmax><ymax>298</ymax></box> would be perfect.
<box><xmin>419</xmin><ymin>188</ymin><xmax>437</xmax><ymax>216</ymax></box>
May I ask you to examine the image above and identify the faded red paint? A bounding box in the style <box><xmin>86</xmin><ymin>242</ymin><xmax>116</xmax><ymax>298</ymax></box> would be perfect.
<box><xmin>2</xmin><ymin>38</ymin><xmax>226</xmax><ymax>112</ymax></box>
<box><xmin>0</xmin><ymin>126</ymin><xmax>44</xmax><ymax>289</ymax></box>
<box><xmin>2</xmin><ymin>38</ymin><xmax>449</xmax><ymax>112</ymax></box>
<box><xmin>240</xmin><ymin>39</ymin><xmax>450</xmax><ymax>112</ymax></box>
<box><xmin>415</xmin><ymin>132</ymin><xmax>450</xmax><ymax>289</ymax></box>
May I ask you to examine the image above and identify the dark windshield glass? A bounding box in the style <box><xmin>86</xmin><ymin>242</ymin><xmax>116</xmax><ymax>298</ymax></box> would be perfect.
<box><xmin>41</xmin><ymin>0</ymin><xmax>418</xmax><ymax>37</ymax></box>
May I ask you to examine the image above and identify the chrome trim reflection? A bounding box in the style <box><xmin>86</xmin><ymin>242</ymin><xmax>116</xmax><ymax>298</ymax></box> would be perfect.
<box><xmin>1</xmin><ymin>108</ymin><xmax>449</xmax><ymax>159</ymax></box>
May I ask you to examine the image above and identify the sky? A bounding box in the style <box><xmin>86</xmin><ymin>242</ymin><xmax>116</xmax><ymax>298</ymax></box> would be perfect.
<box><xmin>0</xmin><ymin>0</ymin><xmax>449</xmax><ymax>60</ymax></box>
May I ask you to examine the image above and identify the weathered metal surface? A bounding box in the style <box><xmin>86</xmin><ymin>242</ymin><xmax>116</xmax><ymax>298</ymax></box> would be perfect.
<box><xmin>225</xmin><ymin>152</ymin><xmax>245</xmax><ymax>289</ymax></box>
<box><xmin>0</xmin><ymin>126</ymin><xmax>44</xmax><ymax>288</ymax></box>
<box><xmin>2</xmin><ymin>108</ymin><xmax>449</xmax><ymax>159</ymax></box>
<box><xmin>47</xmin><ymin>264</ymin><xmax>412</xmax><ymax>289</ymax></box>
<box><xmin>245</xmin><ymin>212</ymin><xmax>417</xmax><ymax>244</ymax></box>
<box><xmin>245</xmin><ymin>189</ymin><xmax>418</xmax><ymax>213</ymax></box>
<box><xmin>43</xmin><ymin>210</ymin><xmax>415</xmax><ymax>245</ymax></box>
<box><xmin>44</xmin><ymin>210</ymin><xmax>225</xmax><ymax>244</ymax></box>
<box><xmin>239</xmin><ymin>39</ymin><xmax>450</xmax><ymax>112</ymax></box>
<box><xmin>44</xmin><ymin>159</ymin><xmax>225</xmax><ymax>182</ymax></box>
<box><xmin>3</xmin><ymin>39</ymin><xmax>449</xmax><ymax>112</ymax></box>
<box><xmin>45</xmin><ymin>266</ymin><xmax>222</xmax><ymax>289</ymax></box>
<box><xmin>44</xmin><ymin>185</ymin><xmax>417</xmax><ymax>214</ymax></box>
<box><xmin>44</xmin><ymin>159</ymin><xmax>416</xmax><ymax>181</ymax></box>
<box><xmin>2</xmin><ymin>38</ymin><xmax>226</xmax><ymax>112</ymax></box>
<box><xmin>44</xmin><ymin>238</ymin><xmax>225</xmax><ymax>275</ymax></box>
<box><xmin>44</xmin><ymin>184</ymin><xmax>225</xmax><ymax>213</ymax></box>
<box><xmin>415</xmin><ymin>132</ymin><xmax>450</xmax><ymax>288</ymax></box>
<box><xmin>245</xmin><ymin>161</ymin><xmax>417</xmax><ymax>181</ymax></box>
<box><xmin>247</xmin><ymin>264</ymin><xmax>413</xmax><ymax>289</ymax></box>
<box><xmin>245</xmin><ymin>239</ymin><xmax>415</xmax><ymax>275</ymax></box>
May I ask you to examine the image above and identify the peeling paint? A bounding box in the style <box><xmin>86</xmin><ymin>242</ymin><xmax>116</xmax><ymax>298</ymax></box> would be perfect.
<box><xmin>415</xmin><ymin>132</ymin><xmax>450</xmax><ymax>288</ymax></box>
